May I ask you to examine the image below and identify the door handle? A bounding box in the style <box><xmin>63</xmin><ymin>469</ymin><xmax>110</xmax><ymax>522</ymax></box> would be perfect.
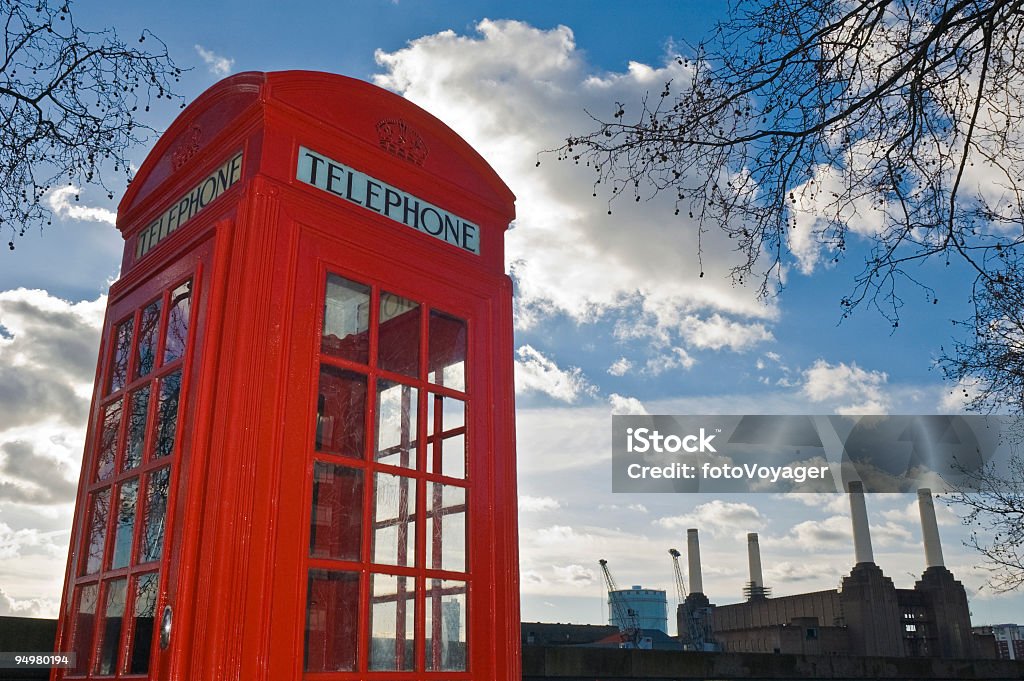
<box><xmin>160</xmin><ymin>604</ymin><xmax>173</xmax><ymax>650</ymax></box>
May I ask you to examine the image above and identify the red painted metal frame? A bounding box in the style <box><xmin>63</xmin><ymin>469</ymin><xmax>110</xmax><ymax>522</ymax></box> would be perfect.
<box><xmin>53</xmin><ymin>71</ymin><xmax>519</xmax><ymax>681</ymax></box>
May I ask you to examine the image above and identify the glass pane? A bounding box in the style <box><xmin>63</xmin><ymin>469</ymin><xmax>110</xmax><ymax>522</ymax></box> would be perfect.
<box><xmin>84</xmin><ymin>488</ymin><xmax>111</xmax><ymax>575</ymax></box>
<box><xmin>427</xmin><ymin>483</ymin><xmax>466</xmax><ymax>573</ymax></box>
<box><xmin>310</xmin><ymin>462</ymin><xmax>363</xmax><ymax>561</ymax></box>
<box><xmin>163</xmin><ymin>280</ymin><xmax>192</xmax><ymax>364</ymax></box>
<box><xmin>369</xmin><ymin>573</ymin><xmax>415</xmax><ymax>671</ymax></box>
<box><xmin>322</xmin><ymin>274</ymin><xmax>371</xmax><ymax>364</ymax></box>
<box><xmin>316</xmin><ymin>367</ymin><xmax>367</xmax><ymax>458</ymax></box>
<box><xmin>70</xmin><ymin>584</ymin><xmax>98</xmax><ymax>675</ymax></box>
<box><xmin>378</xmin><ymin>291</ymin><xmax>419</xmax><ymax>378</ymax></box>
<box><xmin>96</xmin><ymin>399</ymin><xmax>122</xmax><ymax>482</ymax></box>
<box><xmin>107</xmin><ymin>317</ymin><xmax>133</xmax><ymax>394</ymax></box>
<box><xmin>376</xmin><ymin>381</ymin><xmax>417</xmax><ymax>469</ymax></box>
<box><xmin>129</xmin><ymin>573</ymin><xmax>159</xmax><ymax>674</ymax></box>
<box><xmin>153</xmin><ymin>370</ymin><xmax>182</xmax><ymax>459</ymax></box>
<box><xmin>96</xmin><ymin>578</ymin><xmax>127</xmax><ymax>675</ymax></box>
<box><xmin>373</xmin><ymin>472</ymin><xmax>416</xmax><ymax>567</ymax></box>
<box><xmin>139</xmin><ymin>467</ymin><xmax>170</xmax><ymax>563</ymax></box>
<box><xmin>427</xmin><ymin>579</ymin><xmax>467</xmax><ymax>671</ymax></box>
<box><xmin>305</xmin><ymin>570</ymin><xmax>359</xmax><ymax>672</ymax></box>
<box><xmin>428</xmin><ymin>395</ymin><xmax>466</xmax><ymax>479</ymax></box>
<box><xmin>135</xmin><ymin>299</ymin><xmax>161</xmax><ymax>379</ymax></box>
<box><xmin>124</xmin><ymin>387</ymin><xmax>149</xmax><ymax>471</ymax></box>
<box><xmin>111</xmin><ymin>478</ymin><xmax>139</xmax><ymax>569</ymax></box>
<box><xmin>428</xmin><ymin>311</ymin><xmax>466</xmax><ymax>391</ymax></box>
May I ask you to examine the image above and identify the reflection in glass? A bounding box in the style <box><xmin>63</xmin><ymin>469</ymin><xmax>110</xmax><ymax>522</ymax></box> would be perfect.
<box><xmin>310</xmin><ymin>462</ymin><xmax>363</xmax><ymax>561</ymax></box>
<box><xmin>376</xmin><ymin>381</ymin><xmax>417</xmax><ymax>469</ymax></box>
<box><xmin>316</xmin><ymin>367</ymin><xmax>367</xmax><ymax>458</ymax></box>
<box><xmin>428</xmin><ymin>394</ymin><xmax>466</xmax><ymax>479</ymax></box>
<box><xmin>84</xmin><ymin>488</ymin><xmax>111</xmax><ymax>575</ymax></box>
<box><xmin>322</xmin><ymin>274</ymin><xmax>371</xmax><ymax>364</ymax></box>
<box><xmin>124</xmin><ymin>387</ymin><xmax>149</xmax><ymax>470</ymax></box>
<box><xmin>129</xmin><ymin>573</ymin><xmax>158</xmax><ymax>674</ymax></box>
<box><xmin>107</xmin><ymin>317</ymin><xmax>133</xmax><ymax>394</ymax></box>
<box><xmin>427</xmin><ymin>483</ymin><xmax>466</xmax><ymax>573</ymax></box>
<box><xmin>111</xmin><ymin>478</ymin><xmax>139</xmax><ymax>569</ymax></box>
<box><xmin>426</xmin><ymin>579</ymin><xmax>467</xmax><ymax>671</ymax></box>
<box><xmin>369</xmin><ymin>573</ymin><xmax>415</xmax><ymax>671</ymax></box>
<box><xmin>163</xmin><ymin>280</ymin><xmax>192</xmax><ymax>364</ymax></box>
<box><xmin>96</xmin><ymin>578</ymin><xmax>127</xmax><ymax>674</ymax></box>
<box><xmin>96</xmin><ymin>399</ymin><xmax>122</xmax><ymax>481</ymax></box>
<box><xmin>139</xmin><ymin>468</ymin><xmax>169</xmax><ymax>563</ymax></box>
<box><xmin>153</xmin><ymin>370</ymin><xmax>181</xmax><ymax>459</ymax></box>
<box><xmin>305</xmin><ymin>570</ymin><xmax>359</xmax><ymax>672</ymax></box>
<box><xmin>428</xmin><ymin>310</ymin><xmax>466</xmax><ymax>391</ymax></box>
<box><xmin>373</xmin><ymin>472</ymin><xmax>416</xmax><ymax>567</ymax></box>
<box><xmin>135</xmin><ymin>300</ymin><xmax>161</xmax><ymax>379</ymax></box>
<box><xmin>71</xmin><ymin>584</ymin><xmax>98</xmax><ymax>675</ymax></box>
<box><xmin>378</xmin><ymin>291</ymin><xmax>419</xmax><ymax>378</ymax></box>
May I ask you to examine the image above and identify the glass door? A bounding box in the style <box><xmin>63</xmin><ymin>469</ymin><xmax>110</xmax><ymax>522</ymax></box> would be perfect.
<box><xmin>61</xmin><ymin>253</ymin><xmax>208</xmax><ymax>679</ymax></box>
<box><xmin>300</xmin><ymin>268</ymin><xmax>473</xmax><ymax>679</ymax></box>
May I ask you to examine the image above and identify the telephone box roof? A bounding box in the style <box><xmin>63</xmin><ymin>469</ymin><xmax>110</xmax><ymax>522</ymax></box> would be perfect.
<box><xmin>119</xmin><ymin>70</ymin><xmax>516</xmax><ymax>230</ymax></box>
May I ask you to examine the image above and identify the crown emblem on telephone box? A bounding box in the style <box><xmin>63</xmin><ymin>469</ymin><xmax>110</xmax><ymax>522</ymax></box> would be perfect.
<box><xmin>376</xmin><ymin>118</ymin><xmax>428</xmax><ymax>166</ymax></box>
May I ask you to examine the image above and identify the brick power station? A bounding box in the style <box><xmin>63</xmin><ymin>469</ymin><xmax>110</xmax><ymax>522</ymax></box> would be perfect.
<box><xmin>679</xmin><ymin>484</ymin><xmax>989</xmax><ymax>658</ymax></box>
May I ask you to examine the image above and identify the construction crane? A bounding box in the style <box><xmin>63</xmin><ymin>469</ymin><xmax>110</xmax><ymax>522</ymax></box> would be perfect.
<box><xmin>598</xmin><ymin>558</ymin><xmax>641</xmax><ymax>648</ymax></box>
<box><xmin>669</xmin><ymin>548</ymin><xmax>705</xmax><ymax>651</ymax></box>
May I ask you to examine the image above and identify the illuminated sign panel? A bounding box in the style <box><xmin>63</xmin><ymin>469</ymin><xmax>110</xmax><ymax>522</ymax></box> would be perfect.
<box><xmin>136</xmin><ymin>151</ymin><xmax>243</xmax><ymax>259</ymax></box>
<box><xmin>296</xmin><ymin>146</ymin><xmax>480</xmax><ymax>255</ymax></box>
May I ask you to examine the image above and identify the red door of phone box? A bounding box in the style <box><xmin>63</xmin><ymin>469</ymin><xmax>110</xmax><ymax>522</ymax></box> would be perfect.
<box><xmin>52</xmin><ymin>71</ymin><xmax>520</xmax><ymax>681</ymax></box>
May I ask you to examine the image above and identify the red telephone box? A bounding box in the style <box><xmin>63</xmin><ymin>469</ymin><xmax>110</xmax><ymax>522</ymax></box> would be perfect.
<box><xmin>53</xmin><ymin>71</ymin><xmax>519</xmax><ymax>681</ymax></box>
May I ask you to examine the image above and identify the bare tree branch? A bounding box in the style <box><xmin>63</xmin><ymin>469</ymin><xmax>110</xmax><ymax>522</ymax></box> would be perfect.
<box><xmin>553</xmin><ymin>0</ymin><xmax>1024</xmax><ymax>588</ymax></box>
<box><xmin>0</xmin><ymin>0</ymin><xmax>185</xmax><ymax>250</ymax></box>
<box><xmin>553</xmin><ymin>0</ymin><xmax>1024</xmax><ymax>327</ymax></box>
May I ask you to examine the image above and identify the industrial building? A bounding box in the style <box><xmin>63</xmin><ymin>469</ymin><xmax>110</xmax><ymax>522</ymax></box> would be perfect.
<box><xmin>606</xmin><ymin>586</ymin><xmax>668</xmax><ymax>634</ymax></box>
<box><xmin>677</xmin><ymin>484</ymin><xmax>996</xmax><ymax>659</ymax></box>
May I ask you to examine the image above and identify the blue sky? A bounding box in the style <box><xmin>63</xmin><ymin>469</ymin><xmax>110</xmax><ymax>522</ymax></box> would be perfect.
<box><xmin>1</xmin><ymin>0</ymin><xmax>1021</xmax><ymax>630</ymax></box>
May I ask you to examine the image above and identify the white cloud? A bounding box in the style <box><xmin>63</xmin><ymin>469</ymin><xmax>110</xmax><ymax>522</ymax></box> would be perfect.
<box><xmin>373</xmin><ymin>20</ymin><xmax>777</xmax><ymax>361</ymax></box>
<box><xmin>551</xmin><ymin>563</ymin><xmax>596</xmax><ymax>586</ymax></box>
<box><xmin>0</xmin><ymin>289</ymin><xmax>101</xmax><ymax>618</ymax></box>
<box><xmin>643</xmin><ymin>347</ymin><xmax>695</xmax><ymax>375</ymax></box>
<box><xmin>785</xmin><ymin>515</ymin><xmax>851</xmax><ymax>548</ymax></box>
<box><xmin>655</xmin><ymin>500</ymin><xmax>766</xmax><ymax>536</ymax></box>
<box><xmin>769</xmin><ymin>560</ymin><xmax>838</xmax><ymax>584</ymax></box>
<box><xmin>195</xmin><ymin>44</ymin><xmax>235</xmax><ymax>76</ymax></box>
<box><xmin>514</xmin><ymin>345</ymin><xmax>595</xmax><ymax>402</ymax></box>
<box><xmin>679</xmin><ymin>313</ymin><xmax>774</xmax><ymax>352</ymax></box>
<box><xmin>598</xmin><ymin>503</ymin><xmax>648</xmax><ymax>513</ymax></box>
<box><xmin>519</xmin><ymin>495</ymin><xmax>562</xmax><ymax>512</ymax></box>
<box><xmin>938</xmin><ymin>376</ymin><xmax>981</xmax><ymax>412</ymax></box>
<box><xmin>881</xmin><ymin>498</ymin><xmax>960</xmax><ymax>527</ymax></box>
<box><xmin>0</xmin><ymin>585</ymin><xmax>58</xmax><ymax>617</ymax></box>
<box><xmin>0</xmin><ymin>289</ymin><xmax>104</xmax><ymax>429</ymax></box>
<box><xmin>46</xmin><ymin>186</ymin><xmax>115</xmax><ymax>226</ymax></box>
<box><xmin>608</xmin><ymin>393</ymin><xmax>647</xmax><ymax>415</ymax></box>
<box><xmin>777</xmin><ymin>492</ymin><xmax>849</xmax><ymax>515</ymax></box>
<box><xmin>801</xmin><ymin>358</ymin><xmax>890</xmax><ymax>415</ymax></box>
<box><xmin>607</xmin><ymin>356</ymin><xmax>633</xmax><ymax>376</ymax></box>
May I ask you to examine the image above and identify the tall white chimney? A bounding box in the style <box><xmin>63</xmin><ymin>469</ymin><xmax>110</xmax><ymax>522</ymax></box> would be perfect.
<box><xmin>687</xmin><ymin>528</ymin><xmax>704</xmax><ymax>594</ymax></box>
<box><xmin>848</xmin><ymin>480</ymin><xmax>874</xmax><ymax>564</ymax></box>
<box><xmin>747</xmin><ymin>532</ymin><xmax>764</xmax><ymax>588</ymax></box>
<box><xmin>917</xmin><ymin>488</ymin><xmax>945</xmax><ymax>568</ymax></box>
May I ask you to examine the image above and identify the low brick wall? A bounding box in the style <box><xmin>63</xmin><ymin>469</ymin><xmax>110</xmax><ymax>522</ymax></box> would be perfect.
<box><xmin>522</xmin><ymin>646</ymin><xmax>1024</xmax><ymax>680</ymax></box>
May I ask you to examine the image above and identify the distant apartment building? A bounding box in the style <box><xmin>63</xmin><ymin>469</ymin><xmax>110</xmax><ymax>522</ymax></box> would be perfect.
<box><xmin>973</xmin><ymin>624</ymin><xmax>1024</xmax><ymax>660</ymax></box>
